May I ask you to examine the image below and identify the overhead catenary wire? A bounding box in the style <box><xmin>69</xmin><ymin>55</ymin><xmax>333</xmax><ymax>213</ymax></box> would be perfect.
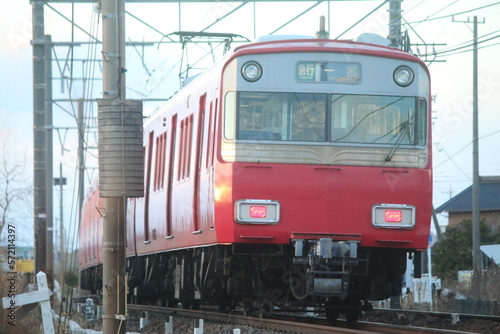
<box><xmin>439</xmin><ymin>147</ymin><xmax>472</xmax><ymax>181</ymax></box>
<box><xmin>425</xmin><ymin>32</ymin><xmax>500</xmax><ymax>57</ymax></box>
<box><xmin>433</xmin><ymin>129</ymin><xmax>500</xmax><ymax>170</ymax></box>
<box><xmin>405</xmin><ymin>1</ymin><xmax>500</xmax><ymax>26</ymax></box>
<box><xmin>335</xmin><ymin>0</ymin><xmax>389</xmax><ymax>39</ymax></box>
<box><xmin>399</xmin><ymin>2</ymin><xmax>500</xmax><ymax>58</ymax></box>
<box><xmin>406</xmin><ymin>0</ymin><xmax>460</xmax><ymax>29</ymax></box>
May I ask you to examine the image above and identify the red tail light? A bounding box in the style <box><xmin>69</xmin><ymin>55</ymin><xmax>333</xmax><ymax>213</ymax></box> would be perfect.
<box><xmin>385</xmin><ymin>210</ymin><xmax>402</xmax><ymax>223</ymax></box>
<box><xmin>372</xmin><ymin>204</ymin><xmax>415</xmax><ymax>229</ymax></box>
<box><xmin>235</xmin><ymin>200</ymin><xmax>280</xmax><ymax>224</ymax></box>
<box><xmin>250</xmin><ymin>206</ymin><xmax>267</xmax><ymax>218</ymax></box>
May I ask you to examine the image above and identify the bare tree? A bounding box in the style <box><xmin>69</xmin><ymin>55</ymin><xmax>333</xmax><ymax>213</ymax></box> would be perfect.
<box><xmin>0</xmin><ymin>134</ymin><xmax>32</xmax><ymax>243</ymax></box>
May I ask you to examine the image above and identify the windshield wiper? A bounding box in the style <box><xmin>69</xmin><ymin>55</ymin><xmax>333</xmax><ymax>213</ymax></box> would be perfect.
<box><xmin>385</xmin><ymin>121</ymin><xmax>411</xmax><ymax>161</ymax></box>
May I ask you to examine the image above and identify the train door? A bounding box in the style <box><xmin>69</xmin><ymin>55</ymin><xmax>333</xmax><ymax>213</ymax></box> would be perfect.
<box><xmin>166</xmin><ymin>115</ymin><xmax>177</xmax><ymax>238</ymax></box>
<box><xmin>128</xmin><ymin>198</ymin><xmax>137</xmax><ymax>254</ymax></box>
<box><xmin>144</xmin><ymin>130</ymin><xmax>154</xmax><ymax>243</ymax></box>
<box><xmin>193</xmin><ymin>94</ymin><xmax>206</xmax><ymax>233</ymax></box>
<box><xmin>205</xmin><ymin>98</ymin><xmax>218</xmax><ymax>228</ymax></box>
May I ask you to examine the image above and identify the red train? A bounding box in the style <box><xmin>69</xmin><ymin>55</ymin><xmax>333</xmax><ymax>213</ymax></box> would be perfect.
<box><xmin>80</xmin><ymin>34</ymin><xmax>432</xmax><ymax>322</ymax></box>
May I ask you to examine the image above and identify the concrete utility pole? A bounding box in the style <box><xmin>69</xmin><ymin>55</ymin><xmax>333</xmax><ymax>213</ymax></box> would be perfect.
<box><xmin>388</xmin><ymin>0</ymin><xmax>402</xmax><ymax>48</ymax></box>
<box><xmin>45</xmin><ymin>34</ymin><xmax>54</xmax><ymax>289</ymax></box>
<box><xmin>452</xmin><ymin>15</ymin><xmax>485</xmax><ymax>299</ymax></box>
<box><xmin>471</xmin><ymin>16</ymin><xmax>483</xmax><ymax>277</ymax></box>
<box><xmin>32</xmin><ymin>1</ymin><xmax>55</xmax><ymax>290</ymax></box>
<box><xmin>32</xmin><ymin>0</ymin><xmax>48</xmax><ymax>279</ymax></box>
<box><xmin>457</xmin><ymin>15</ymin><xmax>485</xmax><ymax>301</ymax></box>
<box><xmin>99</xmin><ymin>1</ymin><xmax>144</xmax><ymax>333</ymax></box>
<box><xmin>101</xmin><ymin>1</ymin><xmax>126</xmax><ymax>332</ymax></box>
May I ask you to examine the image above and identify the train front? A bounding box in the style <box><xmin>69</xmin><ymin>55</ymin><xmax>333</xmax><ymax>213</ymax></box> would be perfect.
<box><xmin>215</xmin><ymin>38</ymin><xmax>432</xmax><ymax>318</ymax></box>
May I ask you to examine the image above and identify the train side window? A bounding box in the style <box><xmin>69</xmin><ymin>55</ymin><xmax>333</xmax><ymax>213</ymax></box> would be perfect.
<box><xmin>177</xmin><ymin>120</ymin><xmax>186</xmax><ymax>181</ymax></box>
<box><xmin>182</xmin><ymin>117</ymin><xmax>188</xmax><ymax>179</ymax></box>
<box><xmin>166</xmin><ymin>115</ymin><xmax>177</xmax><ymax>237</ymax></box>
<box><xmin>144</xmin><ymin>130</ymin><xmax>154</xmax><ymax>242</ymax></box>
<box><xmin>211</xmin><ymin>98</ymin><xmax>218</xmax><ymax>166</ymax></box>
<box><xmin>155</xmin><ymin>132</ymin><xmax>167</xmax><ymax>190</ymax></box>
<box><xmin>154</xmin><ymin>135</ymin><xmax>160</xmax><ymax>191</ymax></box>
<box><xmin>224</xmin><ymin>92</ymin><xmax>236</xmax><ymax>140</ymax></box>
<box><xmin>417</xmin><ymin>98</ymin><xmax>427</xmax><ymax>146</ymax></box>
<box><xmin>145</xmin><ymin>131</ymin><xmax>155</xmax><ymax>193</ymax></box>
<box><xmin>185</xmin><ymin>115</ymin><xmax>194</xmax><ymax>178</ymax></box>
<box><xmin>177</xmin><ymin>115</ymin><xmax>194</xmax><ymax>180</ymax></box>
<box><xmin>206</xmin><ymin>101</ymin><xmax>213</xmax><ymax>169</ymax></box>
<box><xmin>161</xmin><ymin>132</ymin><xmax>167</xmax><ymax>188</ymax></box>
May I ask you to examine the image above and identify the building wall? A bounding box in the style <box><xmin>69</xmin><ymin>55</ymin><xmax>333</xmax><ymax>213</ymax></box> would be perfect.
<box><xmin>448</xmin><ymin>212</ymin><xmax>500</xmax><ymax>232</ymax></box>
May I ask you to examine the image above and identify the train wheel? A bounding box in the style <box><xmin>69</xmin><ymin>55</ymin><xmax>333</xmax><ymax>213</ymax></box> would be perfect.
<box><xmin>190</xmin><ymin>300</ymin><xmax>200</xmax><ymax>310</ymax></box>
<box><xmin>218</xmin><ymin>303</ymin><xmax>234</xmax><ymax>311</ymax></box>
<box><xmin>289</xmin><ymin>265</ymin><xmax>307</xmax><ymax>300</ymax></box>
<box><xmin>160</xmin><ymin>295</ymin><xmax>166</xmax><ymax>307</ymax></box>
<box><xmin>257</xmin><ymin>299</ymin><xmax>274</xmax><ymax>318</ymax></box>
<box><xmin>242</xmin><ymin>298</ymin><xmax>254</xmax><ymax>316</ymax></box>
<box><xmin>181</xmin><ymin>300</ymin><xmax>190</xmax><ymax>309</ymax></box>
<box><xmin>161</xmin><ymin>293</ymin><xmax>176</xmax><ymax>307</ymax></box>
<box><xmin>345</xmin><ymin>310</ymin><xmax>360</xmax><ymax>323</ymax></box>
<box><xmin>325</xmin><ymin>308</ymin><xmax>338</xmax><ymax>323</ymax></box>
<box><xmin>243</xmin><ymin>305</ymin><xmax>252</xmax><ymax>316</ymax></box>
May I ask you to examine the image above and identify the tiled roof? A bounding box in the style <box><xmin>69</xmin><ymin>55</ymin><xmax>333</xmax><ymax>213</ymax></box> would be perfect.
<box><xmin>435</xmin><ymin>176</ymin><xmax>500</xmax><ymax>213</ymax></box>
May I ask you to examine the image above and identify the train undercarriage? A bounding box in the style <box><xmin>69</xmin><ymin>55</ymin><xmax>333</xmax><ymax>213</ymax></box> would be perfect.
<box><xmin>81</xmin><ymin>239</ymin><xmax>409</xmax><ymax>322</ymax></box>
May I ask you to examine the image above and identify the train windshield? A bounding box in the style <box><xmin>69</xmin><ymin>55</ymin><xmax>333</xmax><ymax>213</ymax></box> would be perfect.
<box><xmin>227</xmin><ymin>92</ymin><xmax>426</xmax><ymax>146</ymax></box>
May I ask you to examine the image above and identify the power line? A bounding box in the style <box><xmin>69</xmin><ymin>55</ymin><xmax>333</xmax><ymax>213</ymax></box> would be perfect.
<box><xmin>433</xmin><ymin>129</ymin><xmax>500</xmax><ymax>169</ymax></box>
<box><xmin>436</xmin><ymin>27</ymin><xmax>500</xmax><ymax>51</ymax></box>
<box><xmin>440</xmin><ymin>147</ymin><xmax>472</xmax><ymax>181</ymax></box>
<box><xmin>405</xmin><ymin>1</ymin><xmax>500</xmax><ymax>25</ymax></box>
<box><xmin>434</xmin><ymin>37</ymin><xmax>500</xmax><ymax>56</ymax></box>
<box><xmin>407</xmin><ymin>0</ymin><xmax>460</xmax><ymax>29</ymax></box>
<box><xmin>439</xmin><ymin>39</ymin><xmax>500</xmax><ymax>57</ymax></box>
<box><xmin>422</xmin><ymin>32</ymin><xmax>500</xmax><ymax>57</ymax></box>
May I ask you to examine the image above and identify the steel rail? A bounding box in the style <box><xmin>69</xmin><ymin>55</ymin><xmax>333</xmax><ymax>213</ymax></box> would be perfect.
<box><xmin>128</xmin><ymin>304</ymin><xmax>478</xmax><ymax>334</ymax></box>
<box><xmin>374</xmin><ymin>308</ymin><xmax>500</xmax><ymax>323</ymax></box>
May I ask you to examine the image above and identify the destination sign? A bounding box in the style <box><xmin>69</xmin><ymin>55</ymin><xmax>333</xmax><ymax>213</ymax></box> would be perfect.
<box><xmin>296</xmin><ymin>62</ymin><xmax>361</xmax><ymax>84</ymax></box>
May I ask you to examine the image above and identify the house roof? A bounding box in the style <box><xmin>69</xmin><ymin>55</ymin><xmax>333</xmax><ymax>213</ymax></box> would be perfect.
<box><xmin>481</xmin><ymin>245</ymin><xmax>500</xmax><ymax>265</ymax></box>
<box><xmin>435</xmin><ymin>176</ymin><xmax>500</xmax><ymax>213</ymax></box>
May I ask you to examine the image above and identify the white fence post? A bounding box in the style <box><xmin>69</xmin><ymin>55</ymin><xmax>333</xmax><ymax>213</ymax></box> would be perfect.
<box><xmin>193</xmin><ymin>319</ymin><xmax>204</xmax><ymax>334</ymax></box>
<box><xmin>165</xmin><ymin>315</ymin><xmax>174</xmax><ymax>334</ymax></box>
<box><xmin>1</xmin><ymin>271</ymin><xmax>54</xmax><ymax>334</ymax></box>
<box><xmin>140</xmin><ymin>311</ymin><xmax>150</xmax><ymax>330</ymax></box>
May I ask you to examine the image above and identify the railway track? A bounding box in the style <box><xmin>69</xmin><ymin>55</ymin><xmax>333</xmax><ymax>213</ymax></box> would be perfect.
<box><xmin>128</xmin><ymin>304</ymin><xmax>478</xmax><ymax>334</ymax></box>
<box><xmin>371</xmin><ymin>308</ymin><xmax>500</xmax><ymax>323</ymax></box>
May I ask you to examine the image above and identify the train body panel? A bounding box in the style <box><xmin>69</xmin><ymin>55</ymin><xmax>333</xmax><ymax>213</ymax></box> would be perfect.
<box><xmin>129</xmin><ymin>67</ymin><xmax>223</xmax><ymax>254</ymax></box>
<box><xmin>223</xmin><ymin>163</ymin><xmax>431</xmax><ymax>249</ymax></box>
<box><xmin>79</xmin><ymin>184</ymin><xmax>103</xmax><ymax>293</ymax></box>
<box><xmin>79</xmin><ymin>185</ymin><xmax>103</xmax><ymax>270</ymax></box>
<box><xmin>80</xmin><ymin>36</ymin><xmax>432</xmax><ymax>319</ymax></box>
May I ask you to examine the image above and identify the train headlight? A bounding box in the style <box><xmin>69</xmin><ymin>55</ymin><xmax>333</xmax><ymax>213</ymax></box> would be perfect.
<box><xmin>393</xmin><ymin>66</ymin><xmax>414</xmax><ymax>87</ymax></box>
<box><xmin>241</xmin><ymin>61</ymin><xmax>262</xmax><ymax>82</ymax></box>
